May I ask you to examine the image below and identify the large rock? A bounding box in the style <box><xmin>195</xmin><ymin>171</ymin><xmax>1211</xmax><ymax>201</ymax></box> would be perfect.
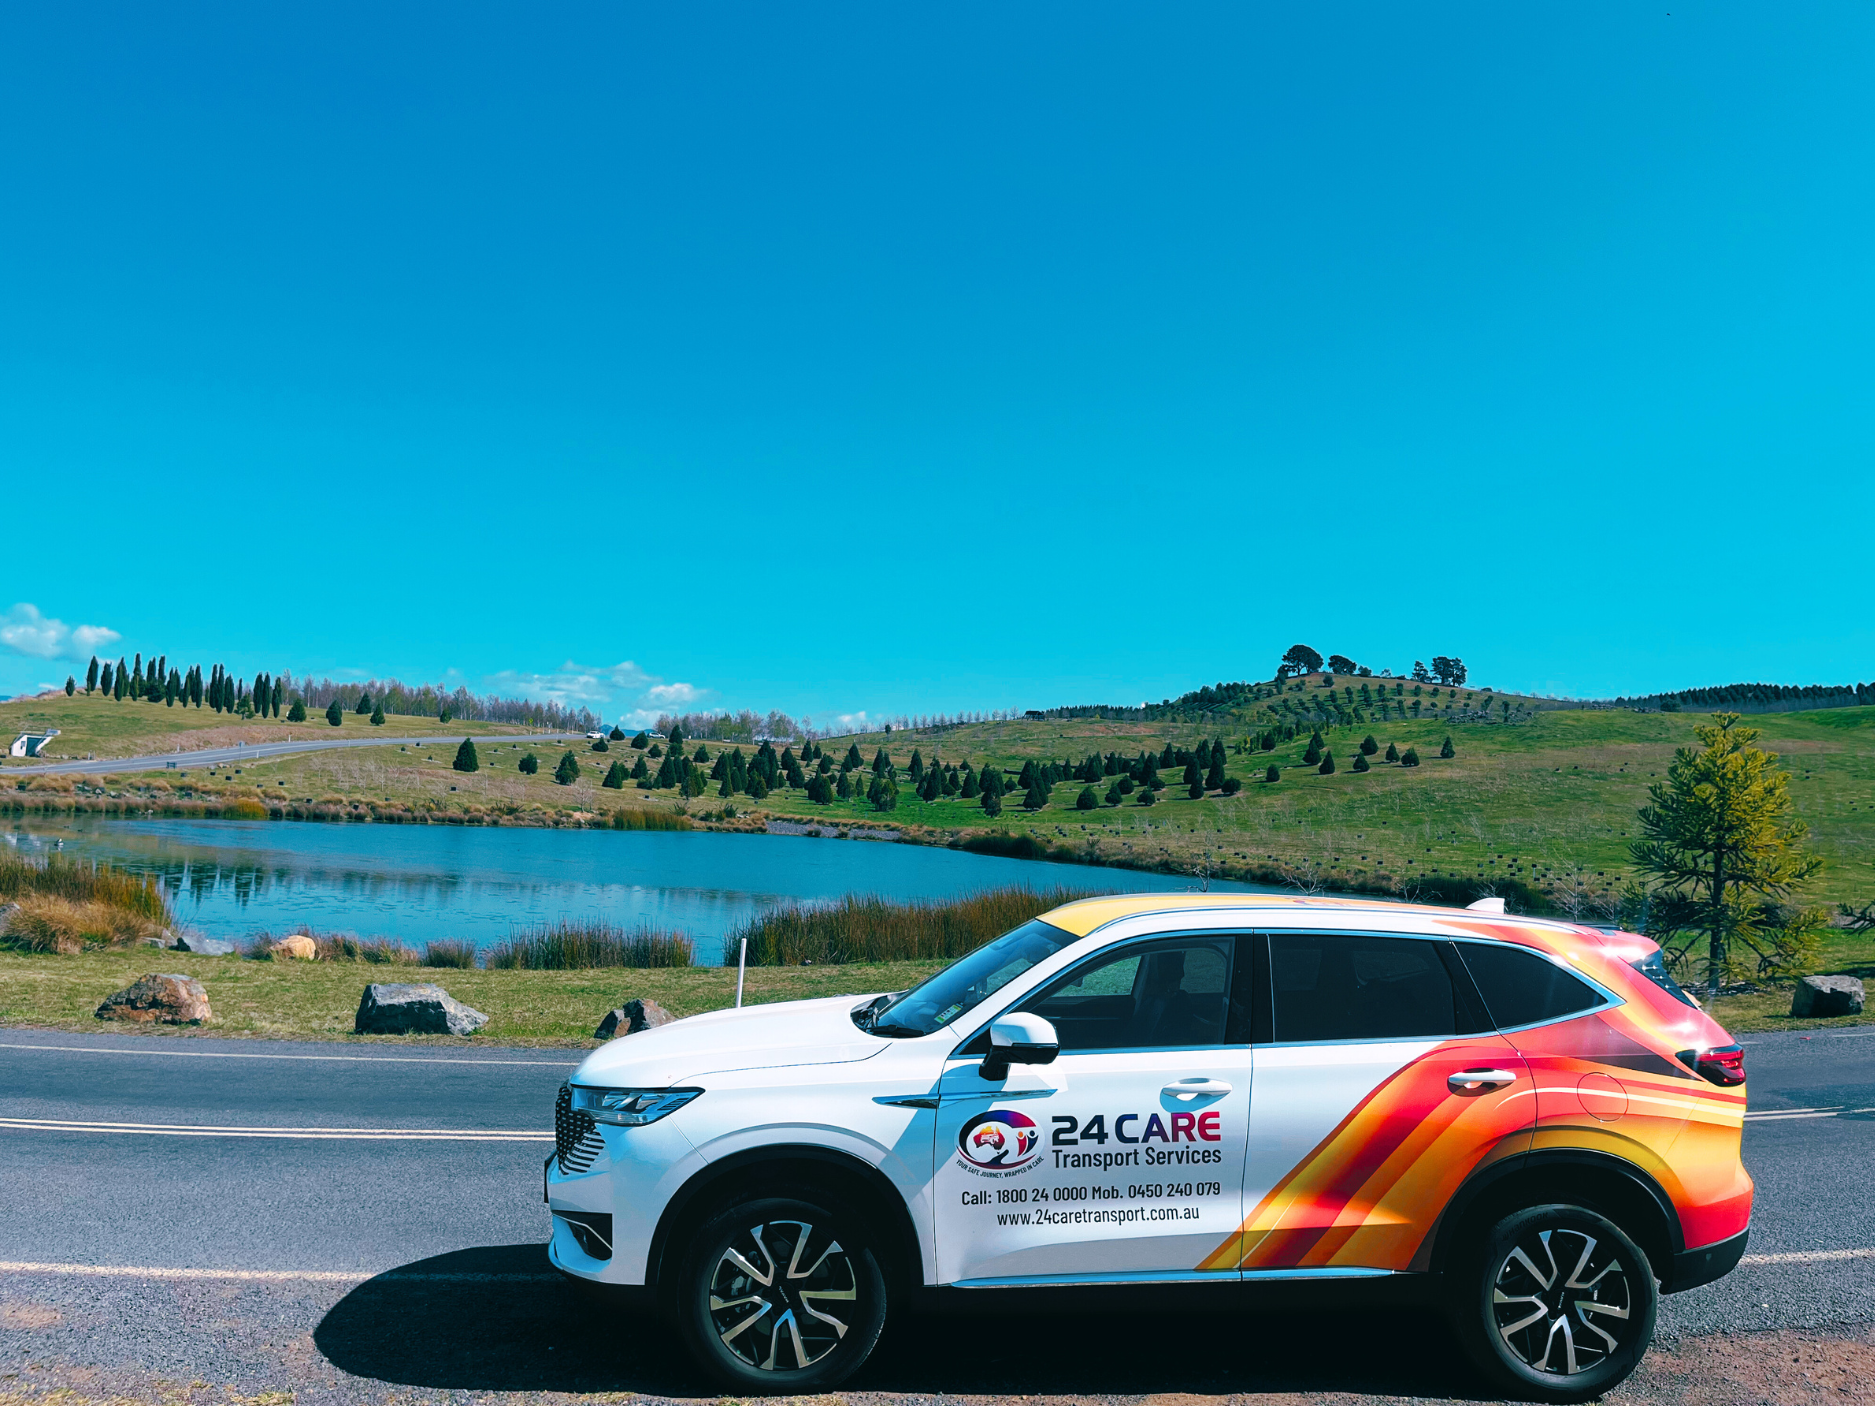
<box><xmin>172</xmin><ymin>934</ymin><xmax>236</xmax><ymax>956</ymax></box>
<box><xmin>96</xmin><ymin>974</ymin><xmax>211</xmax><ymax>1025</ymax></box>
<box><xmin>271</xmin><ymin>934</ymin><xmax>317</xmax><ymax>960</ymax></box>
<box><xmin>593</xmin><ymin>998</ymin><xmax>676</xmax><ymax>1040</ymax></box>
<box><xmin>1791</xmin><ymin>974</ymin><xmax>1866</xmax><ymax>1019</ymax></box>
<box><xmin>355</xmin><ymin>983</ymin><xmax>488</xmax><ymax>1036</ymax></box>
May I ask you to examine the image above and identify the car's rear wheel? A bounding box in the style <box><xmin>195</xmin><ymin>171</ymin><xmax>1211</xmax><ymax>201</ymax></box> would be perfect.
<box><xmin>1452</xmin><ymin>1203</ymin><xmax>1658</xmax><ymax>1403</ymax></box>
<box><xmin>675</xmin><ymin>1194</ymin><xmax>887</xmax><ymax>1391</ymax></box>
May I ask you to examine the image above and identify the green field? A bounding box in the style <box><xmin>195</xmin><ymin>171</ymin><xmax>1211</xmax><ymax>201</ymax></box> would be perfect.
<box><xmin>8</xmin><ymin>685</ymin><xmax>1875</xmax><ymax>918</ymax></box>
<box><xmin>0</xmin><ymin>691</ymin><xmax>544</xmax><ymax>762</ymax></box>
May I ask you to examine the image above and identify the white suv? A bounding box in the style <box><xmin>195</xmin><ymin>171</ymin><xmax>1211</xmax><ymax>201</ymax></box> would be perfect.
<box><xmin>546</xmin><ymin>894</ymin><xmax>1750</xmax><ymax>1401</ymax></box>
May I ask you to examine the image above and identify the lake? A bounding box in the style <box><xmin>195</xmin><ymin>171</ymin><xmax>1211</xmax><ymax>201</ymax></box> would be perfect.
<box><xmin>2</xmin><ymin>818</ymin><xmax>1279</xmax><ymax>962</ymax></box>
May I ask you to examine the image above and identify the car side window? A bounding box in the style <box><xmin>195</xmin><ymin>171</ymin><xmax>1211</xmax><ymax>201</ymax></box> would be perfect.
<box><xmin>1456</xmin><ymin>942</ymin><xmax>1605</xmax><ymax>1030</ymax></box>
<box><xmin>1013</xmin><ymin>937</ymin><xmax>1239</xmax><ymax>1051</ymax></box>
<box><xmin>1269</xmin><ymin>932</ymin><xmax>1461</xmax><ymax>1043</ymax></box>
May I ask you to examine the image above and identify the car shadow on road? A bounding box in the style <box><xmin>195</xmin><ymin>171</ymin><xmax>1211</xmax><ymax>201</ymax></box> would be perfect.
<box><xmin>314</xmin><ymin>1243</ymin><xmax>1501</xmax><ymax>1400</ymax></box>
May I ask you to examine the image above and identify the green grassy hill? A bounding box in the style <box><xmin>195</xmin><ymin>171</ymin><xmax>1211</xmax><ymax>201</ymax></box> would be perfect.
<box><xmin>0</xmin><ymin>691</ymin><xmax>545</xmax><ymax>761</ymax></box>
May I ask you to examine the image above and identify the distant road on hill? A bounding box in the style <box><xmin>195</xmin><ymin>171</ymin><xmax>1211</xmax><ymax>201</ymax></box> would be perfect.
<box><xmin>1</xmin><ymin>732</ymin><xmax>587</xmax><ymax>778</ymax></box>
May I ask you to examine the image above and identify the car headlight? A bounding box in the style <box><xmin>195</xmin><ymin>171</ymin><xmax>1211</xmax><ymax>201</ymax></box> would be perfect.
<box><xmin>569</xmin><ymin>1085</ymin><xmax>702</xmax><ymax>1126</ymax></box>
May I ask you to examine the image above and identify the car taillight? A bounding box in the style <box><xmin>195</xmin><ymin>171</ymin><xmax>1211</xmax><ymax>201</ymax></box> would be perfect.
<box><xmin>1679</xmin><ymin>1044</ymin><xmax>1745</xmax><ymax>1086</ymax></box>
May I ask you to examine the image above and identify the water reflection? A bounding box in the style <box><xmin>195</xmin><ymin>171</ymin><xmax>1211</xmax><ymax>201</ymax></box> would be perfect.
<box><xmin>3</xmin><ymin>818</ymin><xmax>1274</xmax><ymax>962</ymax></box>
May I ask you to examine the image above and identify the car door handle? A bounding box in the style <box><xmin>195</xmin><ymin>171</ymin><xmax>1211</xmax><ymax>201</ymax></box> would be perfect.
<box><xmin>1448</xmin><ymin>1068</ymin><xmax>1518</xmax><ymax>1093</ymax></box>
<box><xmin>1163</xmin><ymin>1079</ymin><xmax>1233</xmax><ymax>1100</ymax></box>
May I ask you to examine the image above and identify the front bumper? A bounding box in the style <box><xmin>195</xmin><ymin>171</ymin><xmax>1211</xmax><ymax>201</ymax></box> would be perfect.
<box><xmin>1665</xmin><ymin>1227</ymin><xmax>1749</xmax><ymax>1293</ymax></box>
<box><xmin>545</xmin><ymin>1115</ymin><xmax>703</xmax><ymax>1285</ymax></box>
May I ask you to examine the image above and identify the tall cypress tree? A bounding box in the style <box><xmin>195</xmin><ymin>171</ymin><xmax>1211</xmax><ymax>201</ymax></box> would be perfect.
<box><xmin>1205</xmin><ymin>753</ymin><xmax>1227</xmax><ymax>790</ymax></box>
<box><xmin>84</xmin><ymin>656</ymin><xmax>98</xmax><ymax>694</ymax></box>
<box><xmin>113</xmin><ymin>658</ymin><xmax>127</xmax><ymax>700</ymax></box>
<box><xmin>844</xmin><ymin>743</ymin><xmax>863</xmax><ymax>772</ymax></box>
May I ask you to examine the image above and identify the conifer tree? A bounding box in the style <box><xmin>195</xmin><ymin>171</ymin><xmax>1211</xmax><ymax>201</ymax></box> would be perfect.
<box><xmin>981</xmin><ymin>788</ymin><xmax>1002</xmax><ymax>818</ymax></box>
<box><xmin>114</xmin><ymin>658</ymin><xmax>128</xmax><ymax>701</ymax></box>
<box><xmin>868</xmin><ymin>772</ymin><xmax>899</xmax><ymax>812</ymax></box>
<box><xmin>519</xmin><ymin>752</ymin><xmax>539</xmax><ymax>775</ymax></box>
<box><xmin>1137</xmin><ymin>788</ymin><xmax>1157</xmax><ymax>806</ymax></box>
<box><xmin>452</xmin><ymin>738</ymin><xmax>480</xmax><ymax>772</ymax></box>
<box><xmin>872</xmin><ymin>747</ymin><xmax>890</xmax><ymax>775</ymax></box>
<box><xmin>631</xmin><ymin>731</ymin><xmax>650</xmax><ymax>749</ymax></box>
<box><xmin>356</xmin><ymin>691</ymin><xmax>372</xmax><ymax>715</ymax></box>
<box><xmin>1440</xmin><ymin>735</ymin><xmax>1455</xmax><ymax>759</ymax></box>
<box><xmin>1076</xmin><ymin>785</ymin><xmax>1098</xmax><ymax>810</ymax></box>
<box><xmin>1385</xmin><ymin>741</ymin><xmax>1399</xmax><ymax>762</ymax></box>
<box><xmin>85</xmin><ymin>657</ymin><xmax>99</xmax><ymax>693</ymax></box>
<box><xmin>805</xmin><ymin>774</ymin><xmax>832</xmax><ymax>804</ymax></box>
<box><xmin>165</xmin><ymin>670</ymin><xmax>178</xmax><ymax>706</ymax></box>
<box><xmin>1205</xmin><ymin>754</ymin><xmax>1226</xmax><ymax>790</ymax></box>
<box><xmin>844</xmin><ymin>743</ymin><xmax>863</xmax><ymax>772</ymax></box>
<box><xmin>654</xmin><ymin>754</ymin><xmax>676</xmax><ymax>788</ymax></box>
<box><xmin>1116</xmin><ymin>774</ymin><xmax>1135</xmax><ymax>795</ymax></box>
<box><xmin>64</xmin><ymin>675</ymin><xmax>75</xmax><ymax>696</ymax></box>
<box><xmin>745</xmin><ymin>770</ymin><xmax>769</xmax><ymax>800</ymax></box>
<box><xmin>1104</xmin><ymin>781</ymin><xmax>1123</xmax><ymax>806</ymax></box>
<box><xmin>1188</xmin><ymin>777</ymin><xmax>1205</xmax><ymax>799</ymax></box>
<box><xmin>1183</xmin><ymin>757</ymin><xmax>1201</xmax><ymax>788</ymax></box>
<box><xmin>1302</xmin><ymin>734</ymin><xmax>1322</xmax><ymax>766</ymax></box>
<box><xmin>1024</xmin><ymin>778</ymin><xmax>1050</xmax><ymax>810</ymax></box>
<box><xmin>371</xmin><ymin>700</ymin><xmax>386</xmax><ymax>726</ymax></box>
<box><xmin>609</xmin><ymin>726</ymin><xmax>626</xmax><ymax>741</ymax></box>
<box><xmin>1352</xmin><ymin>752</ymin><xmax>1370</xmax><ymax>773</ymax></box>
<box><xmin>685</xmin><ymin>768</ymin><xmax>707</xmax><ymax>798</ymax></box>
<box><xmin>1318</xmin><ymin>751</ymin><xmax>1336</xmax><ymax>776</ymax></box>
<box><xmin>554</xmin><ymin>751</ymin><xmax>579</xmax><ymax>785</ymax></box>
<box><xmin>602</xmin><ymin>760</ymin><xmax>627</xmax><ymax>789</ymax></box>
<box><xmin>908</xmin><ymin>749</ymin><xmax>924</xmax><ymax>784</ymax></box>
<box><xmin>326</xmin><ymin>699</ymin><xmax>344</xmax><ymax>727</ymax></box>
<box><xmin>1265</xmin><ymin>763</ymin><xmax>1280</xmax><ymax>783</ymax></box>
<box><xmin>1401</xmin><ymin>747</ymin><xmax>1420</xmax><ymax>767</ymax></box>
<box><xmin>630</xmin><ymin>755</ymin><xmax>648</xmax><ymax>780</ymax></box>
<box><xmin>720</xmin><ymin>770</ymin><xmax>737</xmax><ymax>798</ymax></box>
<box><xmin>942</xmin><ymin>767</ymin><xmax>960</xmax><ymax>796</ymax></box>
<box><xmin>695</xmin><ymin>744</ymin><xmax>711</xmax><ymax>764</ymax></box>
<box><xmin>960</xmin><ymin>768</ymin><xmax>980</xmax><ymax>799</ymax></box>
<box><xmin>836</xmin><ymin>771</ymin><xmax>854</xmax><ymax>799</ymax></box>
<box><xmin>1360</xmin><ymin>734</ymin><xmax>1379</xmax><ymax>756</ymax></box>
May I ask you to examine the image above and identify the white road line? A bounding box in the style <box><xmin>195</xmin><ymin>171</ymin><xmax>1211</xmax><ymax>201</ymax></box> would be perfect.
<box><xmin>1743</xmin><ymin>1106</ymin><xmax>1874</xmax><ymax>1122</ymax></box>
<box><xmin>0</xmin><ymin>1261</ymin><xmax>560</xmax><ymax>1283</ymax></box>
<box><xmin>0</xmin><ymin>1042</ymin><xmax>579</xmax><ymax>1067</ymax></box>
<box><xmin>1739</xmin><ymin>1248</ymin><xmax>1875</xmax><ymax>1266</ymax></box>
<box><xmin>0</xmin><ymin>1117</ymin><xmax>551</xmax><ymax>1142</ymax></box>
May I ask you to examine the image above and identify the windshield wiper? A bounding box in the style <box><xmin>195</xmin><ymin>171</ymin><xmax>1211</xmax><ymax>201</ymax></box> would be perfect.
<box><xmin>868</xmin><ymin>1022</ymin><xmax>929</xmax><ymax>1039</ymax></box>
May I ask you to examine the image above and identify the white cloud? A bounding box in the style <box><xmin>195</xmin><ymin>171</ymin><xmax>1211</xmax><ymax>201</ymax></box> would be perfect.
<box><xmin>643</xmin><ymin>682</ymin><xmax>705</xmax><ymax>707</ymax></box>
<box><xmin>483</xmin><ymin>659</ymin><xmax>652</xmax><ymax>707</ymax></box>
<box><xmin>0</xmin><ymin>603</ymin><xmax>121</xmax><ymax>661</ymax></box>
<box><xmin>830</xmin><ymin>710</ymin><xmax>871</xmax><ymax>731</ymax></box>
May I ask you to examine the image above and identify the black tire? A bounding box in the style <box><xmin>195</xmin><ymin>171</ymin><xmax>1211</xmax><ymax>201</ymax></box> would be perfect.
<box><xmin>674</xmin><ymin>1194</ymin><xmax>888</xmax><ymax>1392</ymax></box>
<box><xmin>1451</xmin><ymin>1203</ymin><xmax>1658</xmax><ymax>1403</ymax></box>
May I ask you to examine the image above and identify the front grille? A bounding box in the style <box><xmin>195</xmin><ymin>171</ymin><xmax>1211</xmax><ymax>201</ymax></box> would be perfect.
<box><xmin>554</xmin><ymin>1083</ymin><xmax>603</xmax><ymax>1174</ymax></box>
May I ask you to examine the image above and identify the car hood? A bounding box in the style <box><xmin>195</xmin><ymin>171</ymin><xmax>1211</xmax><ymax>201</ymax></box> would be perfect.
<box><xmin>570</xmin><ymin>994</ymin><xmax>890</xmax><ymax>1086</ymax></box>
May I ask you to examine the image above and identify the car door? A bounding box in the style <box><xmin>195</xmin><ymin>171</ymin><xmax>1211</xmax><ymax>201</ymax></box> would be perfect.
<box><xmin>1222</xmin><ymin>931</ymin><xmax>1534</xmax><ymax>1277</ymax></box>
<box><xmin>932</xmin><ymin>933</ymin><xmax>1254</xmax><ymax>1285</ymax></box>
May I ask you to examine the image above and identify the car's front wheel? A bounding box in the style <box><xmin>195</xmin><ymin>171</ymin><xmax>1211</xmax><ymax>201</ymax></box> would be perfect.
<box><xmin>675</xmin><ymin>1194</ymin><xmax>888</xmax><ymax>1391</ymax></box>
<box><xmin>1452</xmin><ymin>1203</ymin><xmax>1658</xmax><ymax>1403</ymax></box>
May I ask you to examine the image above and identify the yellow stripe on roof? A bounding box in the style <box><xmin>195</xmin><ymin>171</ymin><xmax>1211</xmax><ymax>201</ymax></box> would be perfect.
<box><xmin>1039</xmin><ymin>891</ymin><xmax>1397</xmax><ymax>937</ymax></box>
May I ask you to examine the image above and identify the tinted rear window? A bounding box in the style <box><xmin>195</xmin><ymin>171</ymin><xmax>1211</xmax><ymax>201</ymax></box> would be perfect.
<box><xmin>1270</xmin><ymin>933</ymin><xmax>1458</xmax><ymax>1043</ymax></box>
<box><xmin>1457</xmin><ymin>943</ymin><xmax>1604</xmax><ymax>1030</ymax></box>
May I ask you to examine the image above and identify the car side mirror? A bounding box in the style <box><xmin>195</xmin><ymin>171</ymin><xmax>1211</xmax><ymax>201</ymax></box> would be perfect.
<box><xmin>979</xmin><ymin>1013</ymin><xmax>1060</xmax><ymax>1081</ymax></box>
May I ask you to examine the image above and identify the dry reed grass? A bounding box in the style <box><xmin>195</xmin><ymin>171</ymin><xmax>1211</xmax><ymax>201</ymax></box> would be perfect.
<box><xmin>487</xmin><ymin>920</ymin><xmax>695</xmax><ymax>970</ymax></box>
<box><xmin>727</xmin><ymin>885</ymin><xmax>1097</xmax><ymax>966</ymax></box>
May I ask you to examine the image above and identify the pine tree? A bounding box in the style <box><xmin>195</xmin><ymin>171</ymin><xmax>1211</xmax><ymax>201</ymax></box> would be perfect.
<box><xmin>1024</xmin><ymin>778</ymin><xmax>1049</xmax><ymax>810</ymax></box>
<box><xmin>868</xmin><ymin>773</ymin><xmax>898</xmax><ymax>812</ymax></box>
<box><xmin>609</xmin><ymin>726</ymin><xmax>626</xmax><ymax>741</ymax></box>
<box><xmin>1352</xmin><ymin>752</ymin><xmax>1370</xmax><ymax>773</ymax></box>
<box><xmin>326</xmin><ymin>699</ymin><xmax>344</xmax><ymax>727</ymax></box>
<box><xmin>1360</xmin><ymin>734</ymin><xmax>1379</xmax><ymax>756</ymax></box>
<box><xmin>1385</xmin><ymin>742</ymin><xmax>1400</xmax><ymax>762</ymax></box>
<box><xmin>806</xmin><ymin>774</ymin><xmax>832</xmax><ymax>804</ymax></box>
<box><xmin>288</xmin><ymin>698</ymin><xmax>307</xmax><ymax>722</ymax></box>
<box><xmin>844</xmin><ymin>743</ymin><xmax>863</xmax><ymax>772</ymax></box>
<box><xmin>981</xmin><ymin>789</ymin><xmax>1002</xmax><ymax>818</ymax></box>
<box><xmin>837</xmin><ymin>770</ymin><xmax>855</xmax><ymax>799</ymax></box>
<box><xmin>356</xmin><ymin>691</ymin><xmax>373</xmax><ymax>715</ymax></box>
<box><xmin>85</xmin><ymin>657</ymin><xmax>99</xmax><ymax>694</ymax></box>
<box><xmin>599</xmin><ymin>760</ymin><xmax>626</xmax><ymax>789</ymax></box>
<box><xmin>1076</xmin><ymin>785</ymin><xmax>1099</xmax><ymax>810</ymax></box>
<box><xmin>1183</xmin><ymin>757</ymin><xmax>1201</xmax><ymax>788</ymax></box>
<box><xmin>1440</xmin><ymin>735</ymin><xmax>1455</xmax><ymax>759</ymax></box>
<box><xmin>519</xmin><ymin>752</ymin><xmax>540</xmax><ymax>775</ymax></box>
<box><xmin>1264</xmin><ymin>763</ymin><xmax>1280</xmax><ymax>783</ymax></box>
<box><xmin>1104</xmin><ymin>781</ymin><xmax>1124</xmax><ymax>806</ymax></box>
<box><xmin>630</xmin><ymin>755</ymin><xmax>648</xmax><ymax>780</ymax></box>
<box><xmin>554</xmin><ymin>751</ymin><xmax>580</xmax><ymax>785</ymax></box>
<box><xmin>1401</xmin><ymin>747</ymin><xmax>1420</xmax><ymax>767</ymax></box>
<box><xmin>1137</xmin><ymin>788</ymin><xmax>1157</xmax><ymax>807</ymax></box>
<box><xmin>654</xmin><ymin>754</ymin><xmax>676</xmax><ymax>788</ymax></box>
<box><xmin>745</xmin><ymin>770</ymin><xmax>769</xmax><ymax>800</ymax></box>
<box><xmin>371</xmin><ymin>700</ymin><xmax>386</xmax><ymax>726</ymax></box>
<box><xmin>872</xmin><ymin>747</ymin><xmax>891</xmax><ymax>775</ymax></box>
<box><xmin>64</xmin><ymin>675</ymin><xmax>75</xmax><ymax>695</ymax></box>
<box><xmin>453</xmin><ymin>738</ymin><xmax>480</xmax><ymax>772</ymax></box>
<box><xmin>1188</xmin><ymin>778</ymin><xmax>1205</xmax><ymax>799</ymax></box>
<box><xmin>114</xmin><ymin>658</ymin><xmax>128</xmax><ymax>701</ymax></box>
<box><xmin>960</xmin><ymin>767</ymin><xmax>980</xmax><ymax>799</ymax></box>
<box><xmin>631</xmin><ymin>731</ymin><xmax>649</xmax><ymax>749</ymax></box>
<box><xmin>1205</xmin><ymin>754</ymin><xmax>1226</xmax><ymax>790</ymax></box>
<box><xmin>1117</xmin><ymin>774</ymin><xmax>1135</xmax><ymax>795</ymax></box>
<box><xmin>1632</xmin><ymin>714</ymin><xmax>1823</xmax><ymax>999</ymax></box>
<box><xmin>1302</xmin><ymin>734</ymin><xmax>1322</xmax><ymax>766</ymax></box>
<box><xmin>1318</xmin><ymin>751</ymin><xmax>1336</xmax><ymax>775</ymax></box>
<box><xmin>908</xmin><ymin>749</ymin><xmax>925</xmax><ymax>784</ymax></box>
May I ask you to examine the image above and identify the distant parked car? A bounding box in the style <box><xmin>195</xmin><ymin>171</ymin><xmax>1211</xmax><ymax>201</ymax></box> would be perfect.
<box><xmin>585</xmin><ymin>730</ymin><xmax>607</xmax><ymax>740</ymax></box>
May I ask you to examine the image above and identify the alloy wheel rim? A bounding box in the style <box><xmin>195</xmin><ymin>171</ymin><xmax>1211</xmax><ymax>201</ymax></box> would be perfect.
<box><xmin>1491</xmin><ymin>1226</ymin><xmax>1633</xmax><ymax>1376</ymax></box>
<box><xmin>707</xmin><ymin>1219</ymin><xmax>858</xmax><ymax>1372</ymax></box>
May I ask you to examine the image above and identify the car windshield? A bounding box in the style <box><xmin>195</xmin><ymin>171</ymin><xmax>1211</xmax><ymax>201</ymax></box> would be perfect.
<box><xmin>864</xmin><ymin>918</ymin><xmax>1077</xmax><ymax>1038</ymax></box>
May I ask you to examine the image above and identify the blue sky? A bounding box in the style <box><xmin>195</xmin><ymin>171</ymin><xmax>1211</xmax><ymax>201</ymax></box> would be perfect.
<box><xmin>3</xmin><ymin>4</ymin><xmax>1871</xmax><ymax>725</ymax></box>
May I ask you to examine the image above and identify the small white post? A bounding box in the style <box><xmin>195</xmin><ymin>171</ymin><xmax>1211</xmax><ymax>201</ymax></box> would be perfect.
<box><xmin>736</xmin><ymin>938</ymin><xmax>748</xmax><ymax>1009</ymax></box>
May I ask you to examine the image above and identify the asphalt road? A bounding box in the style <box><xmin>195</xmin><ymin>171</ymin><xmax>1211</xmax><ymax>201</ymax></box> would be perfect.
<box><xmin>2</xmin><ymin>732</ymin><xmax>588</xmax><ymax>778</ymax></box>
<box><xmin>0</xmin><ymin>1026</ymin><xmax>1869</xmax><ymax>1404</ymax></box>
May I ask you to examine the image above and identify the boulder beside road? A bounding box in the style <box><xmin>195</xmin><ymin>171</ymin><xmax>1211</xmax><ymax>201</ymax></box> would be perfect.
<box><xmin>96</xmin><ymin>973</ymin><xmax>211</xmax><ymax>1025</ymax></box>
<box><xmin>593</xmin><ymin>998</ymin><xmax>676</xmax><ymax>1040</ymax></box>
<box><xmin>1791</xmin><ymin>974</ymin><xmax>1866</xmax><ymax>1018</ymax></box>
<box><xmin>355</xmin><ymin>983</ymin><xmax>489</xmax><ymax>1035</ymax></box>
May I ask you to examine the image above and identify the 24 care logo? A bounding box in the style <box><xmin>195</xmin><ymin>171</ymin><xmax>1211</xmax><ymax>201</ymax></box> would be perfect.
<box><xmin>955</xmin><ymin>1109</ymin><xmax>1042</xmax><ymax>1176</ymax></box>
